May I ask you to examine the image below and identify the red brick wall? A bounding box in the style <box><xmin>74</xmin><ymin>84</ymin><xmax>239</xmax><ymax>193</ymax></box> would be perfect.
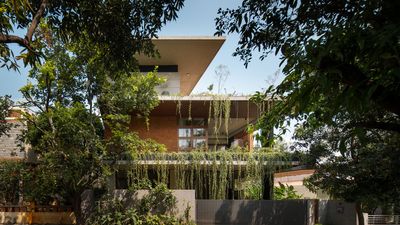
<box><xmin>130</xmin><ymin>116</ymin><xmax>178</xmax><ymax>152</ymax></box>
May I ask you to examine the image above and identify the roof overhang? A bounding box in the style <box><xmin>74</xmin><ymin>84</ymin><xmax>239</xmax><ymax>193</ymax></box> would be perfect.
<box><xmin>150</xmin><ymin>95</ymin><xmax>264</xmax><ymax>118</ymax></box>
<box><xmin>136</xmin><ymin>36</ymin><xmax>226</xmax><ymax>95</ymax></box>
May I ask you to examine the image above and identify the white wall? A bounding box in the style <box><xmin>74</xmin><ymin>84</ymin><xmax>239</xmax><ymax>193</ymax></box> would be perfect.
<box><xmin>155</xmin><ymin>72</ymin><xmax>180</xmax><ymax>95</ymax></box>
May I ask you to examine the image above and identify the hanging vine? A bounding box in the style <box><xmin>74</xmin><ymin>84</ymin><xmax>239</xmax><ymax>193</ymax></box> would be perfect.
<box><xmin>123</xmin><ymin>149</ymin><xmax>289</xmax><ymax>199</ymax></box>
<box><xmin>188</xmin><ymin>99</ymin><xmax>192</xmax><ymax>121</ymax></box>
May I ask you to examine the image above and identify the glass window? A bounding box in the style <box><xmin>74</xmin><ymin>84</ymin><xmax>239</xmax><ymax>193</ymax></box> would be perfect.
<box><xmin>178</xmin><ymin>118</ymin><xmax>207</xmax><ymax>150</ymax></box>
<box><xmin>193</xmin><ymin>139</ymin><xmax>206</xmax><ymax>148</ymax></box>
<box><xmin>178</xmin><ymin>128</ymin><xmax>191</xmax><ymax>137</ymax></box>
<box><xmin>193</xmin><ymin>128</ymin><xmax>206</xmax><ymax>137</ymax></box>
<box><xmin>179</xmin><ymin>139</ymin><xmax>191</xmax><ymax>149</ymax></box>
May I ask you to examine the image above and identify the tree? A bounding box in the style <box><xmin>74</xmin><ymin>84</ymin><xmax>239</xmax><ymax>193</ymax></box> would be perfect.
<box><xmin>216</xmin><ymin>0</ymin><xmax>400</xmax><ymax>132</ymax></box>
<box><xmin>13</xmin><ymin>35</ymin><xmax>164</xmax><ymax>223</ymax></box>
<box><xmin>216</xmin><ymin>0</ymin><xmax>400</xmax><ymax>223</ymax></box>
<box><xmin>0</xmin><ymin>95</ymin><xmax>13</xmax><ymax>137</ymax></box>
<box><xmin>294</xmin><ymin>112</ymin><xmax>400</xmax><ymax>210</ymax></box>
<box><xmin>1</xmin><ymin>1</ymin><xmax>181</xmax><ymax>223</ymax></box>
<box><xmin>0</xmin><ymin>0</ymin><xmax>184</xmax><ymax>70</ymax></box>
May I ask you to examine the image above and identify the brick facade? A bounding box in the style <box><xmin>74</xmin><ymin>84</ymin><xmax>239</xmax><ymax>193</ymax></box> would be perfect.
<box><xmin>130</xmin><ymin>116</ymin><xmax>179</xmax><ymax>151</ymax></box>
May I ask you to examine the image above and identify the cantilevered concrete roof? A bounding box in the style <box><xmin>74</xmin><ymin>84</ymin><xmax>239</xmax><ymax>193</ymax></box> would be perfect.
<box><xmin>136</xmin><ymin>36</ymin><xmax>225</xmax><ymax>95</ymax></box>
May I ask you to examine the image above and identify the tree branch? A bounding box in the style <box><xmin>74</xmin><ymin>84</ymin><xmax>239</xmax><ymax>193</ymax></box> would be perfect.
<box><xmin>0</xmin><ymin>0</ymin><xmax>47</xmax><ymax>53</ymax></box>
<box><xmin>0</xmin><ymin>34</ymin><xmax>29</xmax><ymax>47</ymax></box>
<box><xmin>26</xmin><ymin>0</ymin><xmax>48</xmax><ymax>42</ymax></box>
<box><xmin>350</xmin><ymin>121</ymin><xmax>400</xmax><ymax>133</ymax></box>
<box><xmin>319</xmin><ymin>57</ymin><xmax>400</xmax><ymax>117</ymax></box>
<box><xmin>0</xmin><ymin>34</ymin><xmax>36</xmax><ymax>53</ymax></box>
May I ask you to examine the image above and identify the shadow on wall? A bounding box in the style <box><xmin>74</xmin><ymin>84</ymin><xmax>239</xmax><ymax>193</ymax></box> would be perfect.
<box><xmin>318</xmin><ymin>200</ymin><xmax>357</xmax><ymax>225</ymax></box>
<box><xmin>197</xmin><ymin>200</ymin><xmax>309</xmax><ymax>225</ymax></box>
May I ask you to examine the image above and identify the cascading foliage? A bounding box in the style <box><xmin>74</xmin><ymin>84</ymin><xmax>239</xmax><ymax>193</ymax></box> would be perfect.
<box><xmin>117</xmin><ymin>150</ymin><xmax>290</xmax><ymax>199</ymax></box>
<box><xmin>114</xmin><ymin>94</ymin><xmax>282</xmax><ymax>200</ymax></box>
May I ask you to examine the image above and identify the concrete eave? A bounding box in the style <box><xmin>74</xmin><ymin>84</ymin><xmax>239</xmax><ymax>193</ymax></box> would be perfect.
<box><xmin>136</xmin><ymin>37</ymin><xmax>226</xmax><ymax>95</ymax></box>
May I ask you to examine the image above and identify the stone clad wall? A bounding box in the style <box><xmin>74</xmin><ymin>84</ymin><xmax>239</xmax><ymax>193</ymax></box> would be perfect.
<box><xmin>0</xmin><ymin>121</ymin><xmax>26</xmax><ymax>159</ymax></box>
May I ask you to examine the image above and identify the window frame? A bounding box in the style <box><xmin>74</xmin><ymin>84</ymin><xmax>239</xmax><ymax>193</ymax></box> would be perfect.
<box><xmin>178</xmin><ymin>118</ymin><xmax>208</xmax><ymax>151</ymax></box>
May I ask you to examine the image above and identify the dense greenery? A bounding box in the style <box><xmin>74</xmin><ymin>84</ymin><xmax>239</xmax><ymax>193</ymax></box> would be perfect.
<box><xmin>0</xmin><ymin>4</ymin><xmax>169</xmax><ymax>220</ymax></box>
<box><xmin>0</xmin><ymin>0</ymin><xmax>184</xmax><ymax>70</ymax></box>
<box><xmin>87</xmin><ymin>183</ymin><xmax>193</xmax><ymax>225</ymax></box>
<box><xmin>0</xmin><ymin>95</ymin><xmax>13</xmax><ymax>137</ymax></box>
<box><xmin>216</xmin><ymin>0</ymin><xmax>400</xmax><ymax>222</ymax></box>
<box><xmin>216</xmin><ymin>0</ymin><xmax>400</xmax><ymax>135</ymax></box>
<box><xmin>18</xmin><ymin>39</ymin><xmax>164</xmax><ymax>223</ymax></box>
<box><xmin>300</xmin><ymin>125</ymin><xmax>400</xmax><ymax>213</ymax></box>
<box><xmin>274</xmin><ymin>182</ymin><xmax>302</xmax><ymax>200</ymax></box>
<box><xmin>122</xmin><ymin>149</ymin><xmax>289</xmax><ymax>200</ymax></box>
<box><xmin>0</xmin><ymin>158</ymin><xmax>68</xmax><ymax>205</ymax></box>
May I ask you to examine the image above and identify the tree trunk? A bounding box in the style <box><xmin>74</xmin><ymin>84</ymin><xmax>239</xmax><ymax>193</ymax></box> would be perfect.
<box><xmin>262</xmin><ymin>173</ymin><xmax>273</xmax><ymax>200</ymax></box>
<box><xmin>72</xmin><ymin>193</ymin><xmax>84</xmax><ymax>225</ymax></box>
<box><xmin>356</xmin><ymin>202</ymin><xmax>365</xmax><ymax>225</ymax></box>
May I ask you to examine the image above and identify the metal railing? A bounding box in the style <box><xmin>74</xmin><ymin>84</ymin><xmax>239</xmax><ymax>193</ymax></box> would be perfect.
<box><xmin>369</xmin><ymin>215</ymin><xmax>400</xmax><ymax>225</ymax></box>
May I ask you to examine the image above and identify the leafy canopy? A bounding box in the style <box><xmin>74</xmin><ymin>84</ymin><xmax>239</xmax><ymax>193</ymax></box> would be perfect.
<box><xmin>216</xmin><ymin>0</ymin><xmax>400</xmax><ymax>135</ymax></box>
<box><xmin>17</xmin><ymin>36</ymin><xmax>165</xmax><ymax>203</ymax></box>
<box><xmin>0</xmin><ymin>0</ymin><xmax>184</xmax><ymax>70</ymax></box>
<box><xmin>216</xmin><ymin>0</ymin><xmax>400</xmax><ymax>216</ymax></box>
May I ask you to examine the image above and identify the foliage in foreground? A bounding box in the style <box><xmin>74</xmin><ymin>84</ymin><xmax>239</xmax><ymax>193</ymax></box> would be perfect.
<box><xmin>274</xmin><ymin>182</ymin><xmax>302</xmax><ymax>200</ymax></box>
<box><xmin>0</xmin><ymin>95</ymin><xmax>13</xmax><ymax>137</ymax></box>
<box><xmin>0</xmin><ymin>0</ymin><xmax>184</xmax><ymax>70</ymax></box>
<box><xmin>216</xmin><ymin>0</ymin><xmax>400</xmax><ymax>222</ymax></box>
<box><xmin>86</xmin><ymin>183</ymin><xmax>194</xmax><ymax>225</ymax></box>
<box><xmin>243</xmin><ymin>179</ymin><xmax>302</xmax><ymax>200</ymax></box>
<box><xmin>1</xmin><ymin>32</ymin><xmax>165</xmax><ymax>223</ymax></box>
<box><xmin>300</xmin><ymin>126</ymin><xmax>400</xmax><ymax>213</ymax></box>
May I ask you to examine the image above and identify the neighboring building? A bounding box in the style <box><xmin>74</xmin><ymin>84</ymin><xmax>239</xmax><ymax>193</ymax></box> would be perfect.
<box><xmin>0</xmin><ymin>108</ymin><xmax>27</xmax><ymax>160</ymax></box>
<box><xmin>274</xmin><ymin>169</ymin><xmax>329</xmax><ymax>199</ymax></box>
<box><xmin>130</xmin><ymin>36</ymin><xmax>265</xmax><ymax>151</ymax></box>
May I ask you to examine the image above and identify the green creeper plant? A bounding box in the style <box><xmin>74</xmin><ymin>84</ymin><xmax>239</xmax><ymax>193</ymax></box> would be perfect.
<box><xmin>274</xmin><ymin>182</ymin><xmax>302</xmax><ymax>200</ymax></box>
<box><xmin>124</xmin><ymin>149</ymin><xmax>289</xmax><ymax>200</ymax></box>
<box><xmin>0</xmin><ymin>95</ymin><xmax>13</xmax><ymax>137</ymax></box>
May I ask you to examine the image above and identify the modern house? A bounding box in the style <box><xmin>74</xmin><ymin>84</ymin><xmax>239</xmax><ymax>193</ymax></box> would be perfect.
<box><xmin>109</xmin><ymin>37</ymin><xmax>286</xmax><ymax>200</ymax></box>
<box><xmin>130</xmin><ymin>36</ymin><xmax>264</xmax><ymax>152</ymax></box>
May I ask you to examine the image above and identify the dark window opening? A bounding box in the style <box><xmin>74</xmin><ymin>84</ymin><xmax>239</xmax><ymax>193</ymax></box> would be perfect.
<box><xmin>139</xmin><ymin>65</ymin><xmax>178</xmax><ymax>73</ymax></box>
